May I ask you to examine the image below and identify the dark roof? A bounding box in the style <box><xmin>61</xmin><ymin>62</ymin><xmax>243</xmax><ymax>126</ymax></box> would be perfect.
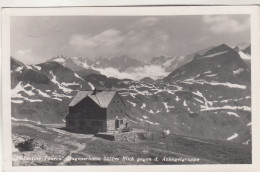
<box><xmin>69</xmin><ymin>90</ymin><xmax>117</xmax><ymax>108</ymax></box>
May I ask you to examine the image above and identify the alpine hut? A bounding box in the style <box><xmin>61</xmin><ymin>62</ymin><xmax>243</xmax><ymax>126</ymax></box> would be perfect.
<box><xmin>66</xmin><ymin>89</ymin><xmax>128</xmax><ymax>133</ymax></box>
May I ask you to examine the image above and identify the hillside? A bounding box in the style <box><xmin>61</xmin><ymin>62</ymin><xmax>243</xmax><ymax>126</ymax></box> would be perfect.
<box><xmin>11</xmin><ymin>59</ymin><xmax>93</xmax><ymax>123</ymax></box>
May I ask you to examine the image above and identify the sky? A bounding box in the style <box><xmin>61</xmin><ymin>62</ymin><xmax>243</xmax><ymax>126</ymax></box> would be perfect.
<box><xmin>11</xmin><ymin>15</ymin><xmax>250</xmax><ymax>64</ymax></box>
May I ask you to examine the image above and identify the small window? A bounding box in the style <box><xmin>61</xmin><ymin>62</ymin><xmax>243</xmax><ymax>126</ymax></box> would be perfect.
<box><xmin>121</xmin><ymin>109</ymin><xmax>123</xmax><ymax>113</ymax></box>
<box><xmin>117</xmin><ymin>101</ymin><xmax>120</xmax><ymax>103</ymax></box>
<box><xmin>120</xmin><ymin>120</ymin><xmax>123</xmax><ymax>124</ymax></box>
<box><xmin>111</xmin><ymin>110</ymin><xmax>113</xmax><ymax>114</ymax></box>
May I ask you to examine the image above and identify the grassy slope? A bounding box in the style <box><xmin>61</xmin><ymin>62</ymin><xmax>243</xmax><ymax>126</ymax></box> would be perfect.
<box><xmin>12</xmin><ymin>120</ymin><xmax>251</xmax><ymax>166</ymax></box>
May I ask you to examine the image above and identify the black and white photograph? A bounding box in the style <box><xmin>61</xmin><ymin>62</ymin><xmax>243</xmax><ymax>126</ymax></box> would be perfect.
<box><xmin>1</xmin><ymin>6</ymin><xmax>260</xmax><ymax>170</ymax></box>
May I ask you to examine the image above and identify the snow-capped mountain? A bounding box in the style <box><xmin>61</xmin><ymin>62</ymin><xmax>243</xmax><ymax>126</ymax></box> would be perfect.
<box><xmin>46</xmin><ymin>52</ymin><xmax>204</xmax><ymax>80</ymax></box>
<box><xmin>10</xmin><ymin>43</ymin><xmax>251</xmax><ymax>144</ymax></box>
<box><xmin>46</xmin><ymin>45</ymin><xmax>221</xmax><ymax>81</ymax></box>
<box><xmin>48</xmin><ymin>55</ymin><xmax>144</xmax><ymax>72</ymax></box>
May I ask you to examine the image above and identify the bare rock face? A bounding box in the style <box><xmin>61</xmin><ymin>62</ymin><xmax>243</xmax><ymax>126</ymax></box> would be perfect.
<box><xmin>12</xmin><ymin>134</ymin><xmax>34</xmax><ymax>151</ymax></box>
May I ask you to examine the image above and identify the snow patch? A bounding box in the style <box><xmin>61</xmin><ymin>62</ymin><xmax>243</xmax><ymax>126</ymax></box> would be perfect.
<box><xmin>11</xmin><ymin>99</ymin><xmax>24</xmax><ymax>103</ymax></box>
<box><xmin>74</xmin><ymin>73</ymin><xmax>85</xmax><ymax>81</ymax></box>
<box><xmin>144</xmin><ymin>120</ymin><xmax>159</xmax><ymax>125</ymax></box>
<box><xmin>163</xmin><ymin>102</ymin><xmax>169</xmax><ymax>112</ymax></box>
<box><xmin>242</xmin><ymin>140</ymin><xmax>250</xmax><ymax>145</ymax></box>
<box><xmin>238</xmin><ymin>51</ymin><xmax>251</xmax><ymax>60</ymax></box>
<box><xmin>142</xmin><ymin>115</ymin><xmax>148</xmax><ymax>119</ymax></box>
<box><xmin>12</xmin><ymin>82</ymin><xmax>35</xmax><ymax>98</ymax></box>
<box><xmin>61</xmin><ymin>82</ymin><xmax>81</xmax><ymax>87</ymax></box>
<box><xmin>200</xmin><ymin>51</ymin><xmax>228</xmax><ymax>59</ymax></box>
<box><xmin>88</xmin><ymin>82</ymin><xmax>95</xmax><ymax>90</ymax></box>
<box><xmin>50</xmin><ymin>71</ymin><xmax>73</xmax><ymax>93</ymax></box>
<box><xmin>149</xmin><ymin>110</ymin><xmax>155</xmax><ymax>114</ymax></box>
<box><xmin>201</xmin><ymin>105</ymin><xmax>251</xmax><ymax>112</ymax></box>
<box><xmin>11</xmin><ymin>82</ymin><xmax>47</xmax><ymax>103</ymax></box>
<box><xmin>53</xmin><ymin>97</ymin><xmax>62</xmax><ymax>101</ymax></box>
<box><xmin>52</xmin><ymin>57</ymin><xmax>66</xmax><ymax>63</ymax></box>
<box><xmin>204</xmin><ymin>70</ymin><xmax>211</xmax><ymax>74</ymax></box>
<box><xmin>37</xmin><ymin>90</ymin><xmax>51</xmax><ymax>98</ymax></box>
<box><xmin>227</xmin><ymin>112</ymin><xmax>240</xmax><ymax>118</ymax></box>
<box><xmin>11</xmin><ymin>117</ymin><xmax>41</xmax><ymax>125</ymax></box>
<box><xmin>227</xmin><ymin>133</ymin><xmax>238</xmax><ymax>141</ymax></box>
<box><xmin>194</xmin><ymin>97</ymin><xmax>204</xmax><ymax>104</ymax></box>
<box><xmin>52</xmin><ymin>90</ymin><xmax>72</xmax><ymax>99</ymax></box>
<box><xmin>183</xmin><ymin>100</ymin><xmax>188</xmax><ymax>107</ymax></box>
<box><xmin>127</xmin><ymin>101</ymin><xmax>136</xmax><ymax>107</ymax></box>
<box><xmin>163</xmin><ymin>102</ymin><xmax>175</xmax><ymax>113</ymax></box>
<box><xmin>15</xmin><ymin>66</ymin><xmax>23</xmax><ymax>72</ymax></box>
<box><xmin>205</xmin><ymin>74</ymin><xmax>217</xmax><ymax>77</ymax></box>
<box><xmin>194</xmin><ymin>79</ymin><xmax>247</xmax><ymax>89</ymax></box>
<box><xmin>33</xmin><ymin>65</ymin><xmax>41</xmax><ymax>70</ymax></box>
<box><xmin>26</xmin><ymin>65</ymin><xmax>32</xmax><ymax>69</ymax></box>
<box><xmin>233</xmin><ymin>68</ymin><xmax>244</xmax><ymax>75</ymax></box>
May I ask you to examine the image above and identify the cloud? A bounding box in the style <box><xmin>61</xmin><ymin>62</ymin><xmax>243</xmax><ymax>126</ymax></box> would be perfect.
<box><xmin>69</xmin><ymin>23</ymin><xmax>170</xmax><ymax>59</ymax></box>
<box><xmin>70</xmin><ymin>29</ymin><xmax>124</xmax><ymax>49</ymax></box>
<box><xmin>202</xmin><ymin>15</ymin><xmax>250</xmax><ymax>34</ymax></box>
<box><xmin>15</xmin><ymin>48</ymin><xmax>46</xmax><ymax>64</ymax></box>
<box><xmin>15</xmin><ymin>49</ymin><xmax>34</xmax><ymax>64</ymax></box>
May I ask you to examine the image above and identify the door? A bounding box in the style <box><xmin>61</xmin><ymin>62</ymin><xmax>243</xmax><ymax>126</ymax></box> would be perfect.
<box><xmin>115</xmin><ymin>120</ymin><xmax>119</xmax><ymax>129</ymax></box>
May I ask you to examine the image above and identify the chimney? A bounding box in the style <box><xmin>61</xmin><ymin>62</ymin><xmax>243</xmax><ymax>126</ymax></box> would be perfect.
<box><xmin>92</xmin><ymin>88</ymin><xmax>97</xmax><ymax>95</ymax></box>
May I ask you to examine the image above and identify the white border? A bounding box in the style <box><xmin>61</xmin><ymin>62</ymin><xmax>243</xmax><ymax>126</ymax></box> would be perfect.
<box><xmin>0</xmin><ymin>0</ymin><xmax>259</xmax><ymax>7</ymax></box>
<box><xmin>1</xmin><ymin>6</ymin><xmax>260</xmax><ymax>172</ymax></box>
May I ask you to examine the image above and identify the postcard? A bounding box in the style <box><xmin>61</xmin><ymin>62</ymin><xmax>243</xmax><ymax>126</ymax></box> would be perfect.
<box><xmin>1</xmin><ymin>6</ymin><xmax>260</xmax><ymax>172</ymax></box>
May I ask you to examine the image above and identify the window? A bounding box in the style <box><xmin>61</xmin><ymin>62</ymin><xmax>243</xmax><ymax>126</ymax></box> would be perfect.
<box><xmin>92</xmin><ymin>121</ymin><xmax>102</xmax><ymax>126</ymax></box>
<box><xmin>121</xmin><ymin>109</ymin><xmax>123</xmax><ymax>113</ymax></box>
<box><xmin>113</xmin><ymin>101</ymin><xmax>115</xmax><ymax>103</ymax></box>
<box><xmin>120</xmin><ymin>120</ymin><xmax>123</xmax><ymax>124</ymax></box>
<box><xmin>116</xmin><ymin>109</ymin><xmax>117</xmax><ymax>113</ymax></box>
<box><xmin>111</xmin><ymin>110</ymin><xmax>113</xmax><ymax>114</ymax></box>
<box><xmin>117</xmin><ymin>101</ymin><xmax>120</xmax><ymax>103</ymax></box>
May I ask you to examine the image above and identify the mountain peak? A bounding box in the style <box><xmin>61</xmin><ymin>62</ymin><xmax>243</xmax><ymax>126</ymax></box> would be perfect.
<box><xmin>203</xmin><ymin>43</ymin><xmax>233</xmax><ymax>56</ymax></box>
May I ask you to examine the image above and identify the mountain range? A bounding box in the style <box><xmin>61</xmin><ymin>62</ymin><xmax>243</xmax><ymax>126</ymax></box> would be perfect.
<box><xmin>11</xmin><ymin>43</ymin><xmax>251</xmax><ymax>144</ymax></box>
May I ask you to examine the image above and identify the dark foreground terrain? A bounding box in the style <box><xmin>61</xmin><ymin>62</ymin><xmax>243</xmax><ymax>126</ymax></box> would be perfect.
<box><xmin>12</xmin><ymin>119</ymin><xmax>251</xmax><ymax>166</ymax></box>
